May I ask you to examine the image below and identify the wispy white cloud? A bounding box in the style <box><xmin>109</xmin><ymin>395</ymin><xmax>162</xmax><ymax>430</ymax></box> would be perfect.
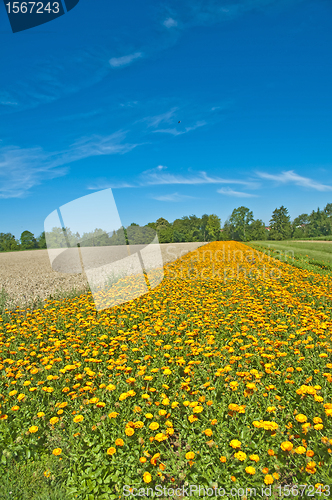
<box><xmin>0</xmin><ymin>132</ymin><xmax>141</xmax><ymax>199</ymax></box>
<box><xmin>153</xmin><ymin>120</ymin><xmax>207</xmax><ymax>136</ymax></box>
<box><xmin>217</xmin><ymin>187</ymin><xmax>259</xmax><ymax>198</ymax></box>
<box><xmin>151</xmin><ymin>192</ymin><xmax>195</xmax><ymax>202</ymax></box>
<box><xmin>140</xmin><ymin>107</ymin><xmax>178</xmax><ymax>128</ymax></box>
<box><xmin>141</xmin><ymin>166</ymin><xmax>257</xmax><ymax>188</ymax></box>
<box><xmin>163</xmin><ymin>17</ymin><xmax>178</xmax><ymax>28</ymax></box>
<box><xmin>109</xmin><ymin>52</ymin><xmax>143</xmax><ymax>68</ymax></box>
<box><xmin>256</xmin><ymin>170</ymin><xmax>332</xmax><ymax>191</ymax></box>
<box><xmin>0</xmin><ymin>146</ymin><xmax>67</xmax><ymax>199</ymax></box>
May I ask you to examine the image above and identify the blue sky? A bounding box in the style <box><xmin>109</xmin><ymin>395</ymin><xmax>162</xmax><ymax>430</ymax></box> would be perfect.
<box><xmin>1</xmin><ymin>0</ymin><xmax>332</xmax><ymax>239</ymax></box>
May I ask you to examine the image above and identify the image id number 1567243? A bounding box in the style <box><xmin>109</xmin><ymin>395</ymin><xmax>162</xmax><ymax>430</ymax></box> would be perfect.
<box><xmin>5</xmin><ymin>2</ymin><xmax>60</xmax><ymax>14</ymax></box>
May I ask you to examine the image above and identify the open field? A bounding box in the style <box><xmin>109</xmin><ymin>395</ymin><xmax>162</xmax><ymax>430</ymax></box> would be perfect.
<box><xmin>248</xmin><ymin>240</ymin><xmax>332</xmax><ymax>276</ymax></box>
<box><xmin>0</xmin><ymin>243</ymin><xmax>207</xmax><ymax>313</ymax></box>
<box><xmin>0</xmin><ymin>241</ymin><xmax>332</xmax><ymax>498</ymax></box>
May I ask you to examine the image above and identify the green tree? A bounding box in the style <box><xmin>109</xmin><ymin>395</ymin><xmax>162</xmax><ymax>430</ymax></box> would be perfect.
<box><xmin>291</xmin><ymin>213</ymin><xmax>309</xmax><ymax>239</ymax></box>
<box><xmin>0</xmin><ymin>233</ymin><xmax>20</xmax><ymax>252</ymax></box>
<box><xmin>247</xmin><ymin>219</ymin><xmax>267</xmax><ymax>241</ymax></box>
<box><xmin>228</xmin><ymin>206</ymin><xmax>254</xmax><ymax>241</ymax></box>
<box><xmin>36</xmin><ymin>231</ymin><xmax>47</xmax><ymax>249</ymax></box>
<box><xmin>269</xmin><ymin>206</ymin><xmax>292</xmax><ymax>240</ymax></box>
<box><xmin>206</xmin><ymin>214</ymin><xmax>221</xmax><ymax>241</ymax></box>
<box><xmin>20</xmin><ymin>230</ymin><xmax>38</xmax><ymax>250</ymax></box>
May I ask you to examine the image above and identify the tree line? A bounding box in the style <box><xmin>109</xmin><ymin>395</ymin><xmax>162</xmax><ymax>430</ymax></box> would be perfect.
<box><xmin>1</xmin><ymin>203</ymin><xmax>332</xmax><ymax>252</ymax></box>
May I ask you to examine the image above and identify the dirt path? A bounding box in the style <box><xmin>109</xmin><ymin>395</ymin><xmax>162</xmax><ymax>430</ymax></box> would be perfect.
<box><xmin>0</xmin><ymin>242</ymin><xmax>207</xmax><ymax>309</ymax></box>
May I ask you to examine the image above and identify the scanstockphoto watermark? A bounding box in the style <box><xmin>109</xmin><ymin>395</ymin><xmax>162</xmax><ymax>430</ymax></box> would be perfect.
<box><xmin>123</xmin><ymin>484</ymin><xmax>263</xmax><ymax>497</ymax></box>
<box><xmin>165</xmin><ymin>263</ymin><xmax>283</xmax><ymax>283</ymax></box>
<box><xmin>166</xmin><ymin>245</ymin><xmax>295</xmax><ymax>265</ymax></box>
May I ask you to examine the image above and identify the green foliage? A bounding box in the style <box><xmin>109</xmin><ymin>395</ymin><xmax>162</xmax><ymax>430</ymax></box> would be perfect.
<box><xmin>269</xmin><ymin>206</ymin><xmax>292</xmax><ymax>240</ymax></box>
<box><xmin>0</xmin><ymin>233</ymin><xmax>20</xmax><ymax>252</ymax></box>
<box><xmin>20</xmin><ymin>231</ymin><xmax>38</xmax><ymax>250</ymax></box>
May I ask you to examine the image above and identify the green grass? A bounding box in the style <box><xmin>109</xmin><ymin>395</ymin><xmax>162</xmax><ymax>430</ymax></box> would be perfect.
<box><xmin>247</xmin><ymin>240</ymin><xmax>332</xmax><ymax>276</ymax></box>
<box><xmin>0</xmin><ymin>458</ymin><xmax>73</xmax><ymax>500</ymax></box>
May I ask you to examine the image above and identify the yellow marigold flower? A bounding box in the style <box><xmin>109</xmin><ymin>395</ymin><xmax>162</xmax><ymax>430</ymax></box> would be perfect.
<box><xmin>9</xmin><ymin>390</ymin><xmax>18</xmax><ymax>396</ymax></box>
<box><xmin>234</xmin><ymin>451</ymin><xmax>246</xmax><ymax>461</ymax></box>
<box><xmin>245</xmin><ymin>466</ymin><xmax>255</xmax><ymax>475</ymax></box>
<box><xmin>149</xmin><ymin>422</ymin><xmax>159</xmax><ymax>431</ymax></box>
<box><xmin>115</xmin><ymin>439</ymin><xmax>124</xmax><ymax>446</ymax></box>
<box><xmin>219</xmin><ymin>456</ymin><xmax>227</xmax><ymax>463</ymax></box>
<box><xmin>119</xmin><ymin>393</ymin><xmax>128</xmax><ymax>401</ymax></box>
<box><xmin>313</xmin><ymin>417</ymin><xmax>323</xmax><ymax>424</ymax></box>
<box><xmin>73</xmin><ymin>415</ymin><xmax>84</xmax><ymax>423</ymax></box>
<box><xmin>314</xmin><ymin>424</ymin><xmax>324</xmax><ymax>430</ymax></box>
<box><xmin>188</xmin><ymin>415</ymin><xmax>198</xmax><ymax>423</ymax></box>
<box><xmin>159</xmin><ymin>410</ymin><xmax>167</xmax><ymax>416</ymax></box>
<box><xmin>125</xmin><ymin>427</ymin><xmax>135</xmax><ymax>436</ymax></box>
<box><xmin>193</xmin><ymin>405</ymin><xmax>203</xmax><ymax>414</ymax></box>
<box><xmin>29</xmin><ymin>426</ymin><xmax>38</xmax><ymax>433</ymax></box>
<box><xmin>266</xmin><ymin>406</ymin><xmax>276</xmax><ymax>413</ymax></box>
<box><xmin>17</xmin><ymin>394</ymin><xmax>25</xmax><ymax>402</ymax></box>
<box><xmin>0</xmin><ymin>415</ymin><xmax>8</xmax><ymax>420</ymax></box>
<box><xmin>50</xmin><ymin>417</ymin><xmax>59</xmax><ymax>425</ymax></box>
<box><xmin>163</xmin><ymin>369</ymin><xmax>172</xmax><ymax>375</ymax></box>
<box><xmin>52</xmin><ymin>448</ymin><xmax>62</xmax><ymax>456</ymax></box>
<box><xmin>108</xmin><ymin>412</ymin><xmax>119</xmax><ymax>419</ymax></box>
<box><xmin>154</xmin><ymin>433</ymin><xmax>168</xmax><ymax>442</ymax></box>
<box><xmin>185</xmin><ymin>452</ymin><xmax>195</xmax><ymax>460</ymax></box>
<box><xmin>211</xmin><ymin>419</ymin><xmax>217</xmax><ymax>425</ymax></box>
<box><xmin>139</xmin><ymin>457</ymin><xmax>147</xmax><ymax>463</ymax></box>
<box><xmin>143</xmin><ymin>472</ymin><xmax>152</xmax><ymax>483</ymax></box>
<box><xmin>96</xmin><ymin>402</ymin><xmax>106</xmax><ymax>408</ymax></box>
<box><xmin>107</xmin><ymin>447</ymin><xmax>116</xmax><ymax>455</ymax></box>
<box><xmin>37</xmin><ymin>412</ymin><xmax>45</xmax><ymax>418</ymax></box>
<box><xmin>264</xmin><ymin>475</ymin><xmax>274</xmax><ymax>485</ymax></box>
<box><xmin>106</xmin><ymin>384</ymin><xmax>116</xmax><ymax>391</ymax></box>
<box><xmin>280</xmin><ymin>441</ymin><xmax>293</xmax><ymax>452</ymax></box>
<box><xmin>203</xmin><ymin>429</ymin><xmax>213</xmax><ymax>437</ymax></box>
<box><xmin>58</xmin><ymin>402</ymin><xmax>68</xmax><ymax>409</ymax></box>
<box><xmin>252</xmin><ymin>421</ymin><xmax>261</xmax><ymax>428</ymax></box>
<box><xmin>249</xmin><ymin>454</ymin><xmax>259</xmax><ymax>462</ymax></box>
<box><xmin>295</xmin><ymin>446</ymin><xmax>306</xmax><ymax>454</ymax></box>
<box><xmin>295</xmin><ymin>414</ymin><xmax>307</xmax><ymax>423</ymax></box>
<box><xmin>229</xmin><ymin>439</ymin><xmax>241</xmax><ymax>449</ymax></box>
<box><xmin>89</xmin><ymin>397</ymin><xmax>99</xmax><ymax>404</ymax></box>
<box><xmin>134</xmin><ymin>421</ymin><xmax>144</xmax><ymax>429</ymax></box>
<box><xmin>145</xmin><ymin>413</ymin><xmax>153</xmax><ymax>419</ymax></box>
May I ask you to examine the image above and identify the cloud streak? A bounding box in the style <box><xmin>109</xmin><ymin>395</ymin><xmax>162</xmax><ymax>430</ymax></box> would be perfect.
<box><xmin>151</xmin><ymin>192</ymin><xmax>195</xmax><ymax>202</ymax></box>
<box><xmin>217</xmin><ymin>187</ymin><xmax>259</xmax><ymax>197</ymax></box>
<box><xmin>0</xmin><ymin>132</ymin><xmax>141</xmax><ymax>199</ymax></box>
<box><xmin>109</xmin><ymin>52</ymin><xmax>143</xmax><ymax>68</ymax></box>
<box><xmin>256</xmin><ymin>170</ymin><xmax>332</xmax><ymax>192</ymax></box>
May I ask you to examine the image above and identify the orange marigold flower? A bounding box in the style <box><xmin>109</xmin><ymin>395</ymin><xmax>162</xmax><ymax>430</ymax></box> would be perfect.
<box><xmin>264</xmin><ymin>475</ymin><xmax>274</xmax><ymax>485</ymax></box>
<box><xmin>219</xmin><ymin>456</ymin><xmax>227</xmax><ymax>463</ymax></box>
<box><xmin>52</xmin><ymin>448</ymin><xmax>62</xmax><ymax>456</ymax></box>
<box><xmin>107</xmin><ymin>447</ymin><xmax>116</xmax><ymax>455</ymax></box>
<box><xmin>280</xmin><ymin>441</ymin><xmax>293</xmax><ymax>452</ymax></box>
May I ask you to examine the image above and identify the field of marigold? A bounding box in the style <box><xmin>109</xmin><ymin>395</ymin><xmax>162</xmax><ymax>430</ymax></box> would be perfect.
<box><xmin>1</xmin><ymin>241</ymin><xmax>332</xmax><ymax>498</ymax></box>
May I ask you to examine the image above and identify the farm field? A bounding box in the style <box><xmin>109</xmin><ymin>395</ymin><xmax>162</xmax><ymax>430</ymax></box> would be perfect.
<box><xmin>0</xmin><ymin>242</ymin><xmax>207</xmax><ymax>314</ymax></box>
<box><xmin>0</xmin><ymin>241</ymin><xmax>332</xmax><ymax>498</ymax></box>
<box><xmin>248</xmin><ymin>240</ymin><xmax>332</xmax><ymax>276</ymax></box>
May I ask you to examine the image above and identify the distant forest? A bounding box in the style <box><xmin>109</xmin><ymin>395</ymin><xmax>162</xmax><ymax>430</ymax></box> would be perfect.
<box><xmin>1</xmin><ymin>203</ymin><xmax>332</xmax><ymax>252</ymax></box>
